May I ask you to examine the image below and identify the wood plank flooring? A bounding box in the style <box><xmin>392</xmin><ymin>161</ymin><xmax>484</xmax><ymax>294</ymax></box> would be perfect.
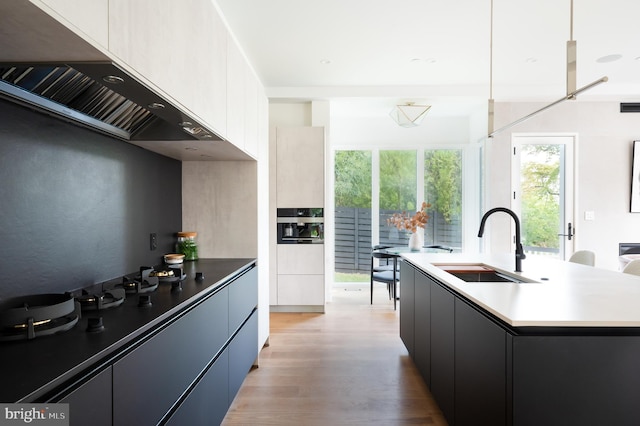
<box><xmin>222</xmin><ymin>283</ymin><xmax>447</xmax><ymax>425</ymax></box>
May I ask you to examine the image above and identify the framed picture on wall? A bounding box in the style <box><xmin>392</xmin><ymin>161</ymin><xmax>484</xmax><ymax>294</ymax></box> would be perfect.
<box><xmin>632</xmin><ymin>140</ymin><xmax>640</xmax><ymax>212</ymax></box>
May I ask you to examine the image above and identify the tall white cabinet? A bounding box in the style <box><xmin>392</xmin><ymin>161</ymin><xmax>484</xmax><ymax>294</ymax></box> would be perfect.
<box><xmin>274</xmin><ymin>127</ymin><xmax>325</xmax><ymax>312</ymax></box>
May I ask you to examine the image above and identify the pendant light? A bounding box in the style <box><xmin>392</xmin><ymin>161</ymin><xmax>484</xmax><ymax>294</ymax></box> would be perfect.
<box><xmin>488</xmin><ymin>0</ymin><xmax>608</xmax><ymax>138</ymax></box>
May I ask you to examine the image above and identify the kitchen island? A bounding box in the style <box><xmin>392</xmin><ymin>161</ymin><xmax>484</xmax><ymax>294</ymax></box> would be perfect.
<box><xmin>399</xmin><ymin>253</ymin><xmax>640</xmax><ymax>426</ymax></box>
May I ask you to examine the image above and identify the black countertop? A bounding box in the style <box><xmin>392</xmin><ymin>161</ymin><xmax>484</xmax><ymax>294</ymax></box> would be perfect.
<box><xmin>0</xmin><ymin>258</ymin><xmax>256</xmax><ymax>402</ymax></box>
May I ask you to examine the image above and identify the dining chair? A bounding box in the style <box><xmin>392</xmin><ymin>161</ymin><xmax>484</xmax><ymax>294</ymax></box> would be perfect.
<box><xmin>568</xmin><ymin>250</ymin><xmax>595</xmax><ymax>266</ymax></box>
<box><xmin>371</xmin><ymin>248</ymin><xmax>400</xmax><ymax>310</ymax></box>
<box><xmin>622</xmin><ymin>259</ymin><xmax>640</xmax><ymax>276</ymax></box>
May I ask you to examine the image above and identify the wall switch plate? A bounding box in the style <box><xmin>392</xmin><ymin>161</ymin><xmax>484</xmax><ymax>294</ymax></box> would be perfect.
<box><xmin>150</xmin><ymin>233</ymin><xmax>157</xmax><ymax>250</ymax></box>
<box><xmin>584</xmin><ymin>211</ymin><xmax>595</xmax><ymax>221</ymax></box>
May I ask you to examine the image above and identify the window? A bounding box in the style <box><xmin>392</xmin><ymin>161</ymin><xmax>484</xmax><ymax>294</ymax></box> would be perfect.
<box><xmin>334</xmin><ymin>148</ymin><xmax>464</xmax><ymax>278</ymax></box>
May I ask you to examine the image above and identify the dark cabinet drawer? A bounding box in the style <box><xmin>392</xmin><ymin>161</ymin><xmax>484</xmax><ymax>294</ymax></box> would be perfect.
<box><xmin>60</xmin><ymin>367</ymin><xmax>112</xmax><ymax>426</ymax></box>
<box><xmin>228</xmin><ymin>309</ymin><xmax>258</xmax><ymax>405</ymax></box>
<box><xmin>166</xmin><ymin>350</ymin><xmax>230</xmax><ymax>426</ymax></box>
<box><xmin>113</xmin><ymin>287</ymin><xmax>229</xmax><ymax>425</ymax></box>
<box><xmin>229</xmin><ymin>267</ymin><xmax>258</xmax><ymax>335</ymax></box>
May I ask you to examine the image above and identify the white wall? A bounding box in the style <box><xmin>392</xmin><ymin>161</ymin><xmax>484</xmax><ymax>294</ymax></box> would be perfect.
<box><xmin>489</xmin><ymin>100</ymin><xmax>640</xmax><ymax>270</ymax></box>
<box><xmin>331</xmin><ymin>114</ymin><xmax>470</xmax><ymax>147</ymax></box>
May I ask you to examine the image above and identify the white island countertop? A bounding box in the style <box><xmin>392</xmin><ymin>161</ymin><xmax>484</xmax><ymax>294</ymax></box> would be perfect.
<box><xmin>401</xmin><ymin>252</ymin><xmax>640</xmax><ymax>328</ymax></box>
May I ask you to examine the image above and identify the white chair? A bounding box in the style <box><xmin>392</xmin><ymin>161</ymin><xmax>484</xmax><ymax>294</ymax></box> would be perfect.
<box><xmin>622</xmin><ymin>259</ymin><xmax>640</xmax><ymax>276</ymax></box>
<box><xmin>568</xmin><ymin>250</ymin><xmax>595</xmax><ymax>266</ymax></box>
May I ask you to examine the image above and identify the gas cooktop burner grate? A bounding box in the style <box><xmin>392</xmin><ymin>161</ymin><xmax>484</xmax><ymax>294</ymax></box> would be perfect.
<box><xmin>0</xmin><ymin>294</ymin><xmax>80</xmax><ymax>341</ymax></box>
<box><xmin>77</xmin><ymin>288</ymin><xmax>126</xmax><ymax>311</ymax></box>
<box><xmin>117</xmin><ymin>267</ymin><xmax>159</xmax><ymax>294</ymax></box>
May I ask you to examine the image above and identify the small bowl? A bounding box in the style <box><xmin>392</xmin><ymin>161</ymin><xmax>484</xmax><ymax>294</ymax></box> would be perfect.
<box><xmin>164</xmin><ymin>253</ymin><xmax>185</xmax><ymax>264</ymax></box>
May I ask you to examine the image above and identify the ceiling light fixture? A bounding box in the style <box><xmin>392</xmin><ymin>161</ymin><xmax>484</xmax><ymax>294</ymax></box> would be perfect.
<box><xmin>488</xmin><ymin>0</ymin><xmax>608</xmax><ymax>138</ymax></box>
<box><xmin>389</xmin><ymin>102</ymin><xmax>431</xmax><ymax>127</ymax></box>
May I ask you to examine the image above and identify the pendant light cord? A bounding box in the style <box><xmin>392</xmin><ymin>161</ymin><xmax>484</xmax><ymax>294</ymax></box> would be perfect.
<box><xmin>569</xmin><ymin>0</ymin><xmax>574</xmax><ymax>41</ymax></box>
<box><xmin>489</xmin><ymin>0</ymin><xmax>494</xmax><ymax>100</ymax></box>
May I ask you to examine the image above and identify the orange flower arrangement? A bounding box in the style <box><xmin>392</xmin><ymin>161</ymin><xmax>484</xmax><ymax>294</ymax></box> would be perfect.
<box><xmin>387</xmin><ymin>202</ymin><xmax>431</xmax><ymax>233</ymax></box>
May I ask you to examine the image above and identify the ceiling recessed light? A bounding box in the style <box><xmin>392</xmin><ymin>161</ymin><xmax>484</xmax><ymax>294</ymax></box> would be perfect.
<box><xmin>525</xmin><ymin>57</ymin><xmax>537</xmax><ymax>63</ymax></box>
<box><xmin>320</xmin><ymin>59</ymin><xmax>331</xmax><ymax>65</ymax></box>
<box><xmin>102</xmin><ymin>75</ymin><xmax>124</xmax><ymax>84</ymax></box>
<box><xmin>410</xmin><ymin>58</ymin><xmax>436</xmax><ymax>64</ymax></box>
<box><xmin>596</xmin><ymin>54</ymin><xmax>622</xmax><ymax>63</ymax></box>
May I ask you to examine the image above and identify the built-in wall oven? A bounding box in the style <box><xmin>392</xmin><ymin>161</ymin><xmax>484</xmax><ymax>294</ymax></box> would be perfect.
<box><xmin>277</xmin><ymin>208</ymin><xmax>324</xmax><ymax>244</ymax></box>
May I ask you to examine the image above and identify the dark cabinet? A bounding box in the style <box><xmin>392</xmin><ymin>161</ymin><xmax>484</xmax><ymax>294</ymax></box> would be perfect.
<box><xmin>60</xmin><ymin>367</ymin><xmax>112</xmax><ymax>426</ymax></box>
<box><xmin>166</xmin><ymin>350</ymin><xmax>230</xmax><ymax>426</ymax></box>
<box><xmin>455</xmin><ymin>299</ymin><xmax>506</xmax><ymax>426</ymax></box>
<box><xmin>399</xmin><ymin>261</ymin><xmax>415</xmax><ymax>356</ymax></box>
<box><xmin>228</xmin><ymin>310</ymin><xmax>258</xmax><ymax>404</ymax></box>
<box><xmin>512</xmin><ymin>335</ymin><xmax>640</xmax><ymax>426</ymax></box>
<box><xmin>229</xmin><ymin>267</ymin><xmax>258</xmax><ymax>335</ymax></box>
<box><xmin>429</xmin><ymin>280</ymin><xmax>455</xmax><ymax>423</ymax></box>
<box><xmin>113</xmin><ymin>287</ymin><xmax>229</xmax><ymax>425</ymax></box>
<box><xmin>413</xmin><ymin>270</ymin><xmax>431</xmax><ymax>383</ymax></box>
<box><xmin>401</xmin><ymin>262</ymin><xmax>506</xmax><ymax>425</ymax></box>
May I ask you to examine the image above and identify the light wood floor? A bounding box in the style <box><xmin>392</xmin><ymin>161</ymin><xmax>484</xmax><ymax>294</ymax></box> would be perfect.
<box><xmin>222</xmin><ymin>283</ymin><xmax>448</xmax><ymax>426</ymax></box>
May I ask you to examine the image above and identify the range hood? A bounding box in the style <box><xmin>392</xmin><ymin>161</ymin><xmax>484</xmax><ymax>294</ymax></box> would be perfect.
<box><xmin>0</xmin><ymin>61</ymin><xmax>221</xmax><ymax>142</ymax></box>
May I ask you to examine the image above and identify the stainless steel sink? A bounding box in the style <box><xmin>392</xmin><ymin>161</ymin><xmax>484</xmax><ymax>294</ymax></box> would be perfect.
<box><xmin>433</xmin><ymin>263</ymin><xmax>530</xmax><ymax>283</ymax></box>
<box><xmin>445</xmin><ymin>270</ymin><xmax>526</xmax><ymax>283</ymax></box>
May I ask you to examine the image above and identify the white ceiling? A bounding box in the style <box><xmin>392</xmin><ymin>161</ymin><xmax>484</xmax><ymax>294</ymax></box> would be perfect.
<box><xmin>216</xmin><ymin>0</ymin><xmax>640</xmax><ymax>118</ymax></box>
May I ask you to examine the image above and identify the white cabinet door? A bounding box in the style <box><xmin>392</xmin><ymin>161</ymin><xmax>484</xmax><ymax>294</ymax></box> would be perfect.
<box><xmin>276</xmin><ymin>127</ymin><xmax>325</xmax><ymax>207</ymax></box>
<box><xmin>277</xmin><ymin>275</ymin><xmax>325</xmax><ymax>305</ymax></box>
<box><xmin>277</xmin><ymin>244</ymin><xmax>324</xmax><ymax>306</ymax></box>
<box><xmin>38</xmin><ymin>0</ymin><xmax>109</xmax><ymax>49</ymax></box>
<box><xmin>226</xmin><ymin>38</ymin><xmax>245</xmax><ymax>150</ymax></box>
<box><xmin>226</xmin><ymin>37</ymin><xmax>260</xmax><ymax>158</ymax></box>
<box><xmin>243</xmin><ymin>68</ymin><xmax>259</xmax><ymax>158</ymax></box>
<box><xmin>109</xmin><ymin>0</ymin><xmax>227</xmax><ymax>137</ymax></box>
<box><xmin>277</xmin><ymin>244</ymin><xmax>324</xmax><ymax>275</ymax></box>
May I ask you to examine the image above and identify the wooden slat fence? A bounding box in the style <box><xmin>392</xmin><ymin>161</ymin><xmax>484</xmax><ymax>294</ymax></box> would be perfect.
<box><xmin>335</xmin><ymin>207</ymin><xmax>462</xmax><ymax>273</ymax></box>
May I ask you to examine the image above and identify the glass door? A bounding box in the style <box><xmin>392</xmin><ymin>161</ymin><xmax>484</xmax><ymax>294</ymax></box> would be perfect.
<box><xmin>511</xmin><ymin>135</ymin><xmax>575</xmax><ymax>259</ymax></box>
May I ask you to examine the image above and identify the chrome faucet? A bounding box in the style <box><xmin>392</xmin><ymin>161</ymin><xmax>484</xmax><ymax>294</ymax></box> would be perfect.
<box><xmin>478</xmin><ymin>207</ymin><xmax>526</xmax><ymax>272</ymax></box>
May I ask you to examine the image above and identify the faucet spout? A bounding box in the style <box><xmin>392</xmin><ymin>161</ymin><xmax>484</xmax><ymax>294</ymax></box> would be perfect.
<box><xmin>478</xmin><ymin>207</ymin><xmax>526</xmax><ymax>272</ymax></box>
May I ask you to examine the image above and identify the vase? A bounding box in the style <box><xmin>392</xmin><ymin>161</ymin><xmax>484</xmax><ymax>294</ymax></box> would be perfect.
<box><xmin>408</xmin><ymin>230</ymin><xmax>424</xmax><ymax>251</ymax></box>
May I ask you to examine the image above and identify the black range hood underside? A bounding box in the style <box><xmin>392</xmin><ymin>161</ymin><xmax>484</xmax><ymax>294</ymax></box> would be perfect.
<box><xmin>0</xmin><ymin>62</ymin><xmax>221</xmax><ymax>142</ymax></box>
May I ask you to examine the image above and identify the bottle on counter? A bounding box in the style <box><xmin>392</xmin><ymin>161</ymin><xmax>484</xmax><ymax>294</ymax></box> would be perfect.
<box><xmin>177</xmin><ymin>232</ymin><xmax>198</xmax><ymax>260</ymax></box>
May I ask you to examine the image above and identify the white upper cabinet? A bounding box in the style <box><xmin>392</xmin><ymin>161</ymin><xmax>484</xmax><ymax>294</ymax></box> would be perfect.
<box><xmin>226</xmin><ymin>37</ymin><xmax>260</xmax><ymax>158</ymax></box>
<box><xmin>108</xmin><ymin>0</ymin><xmax>228</xmax><ymax>138</ymax></box>
<box><xmin>276</xmin><ymin>127</ymin><xmax>325</xmax><ymax>207</ymax></box>
<box><xmin>31</xmin><ymin>0</ymin><xmax>266</xmax><ymax>159</ymax></box>
<box><xmin>243</xmin><ymin>66</ymin><xmax>259</xmax><ymax>158</ymax></box>
<box><xmin>226</xmin><ymin>39</ymin><xmax>245</xmax><ymax>150</ymax></box>
<box><xmin>37</xmin><ymin>0</ymin><xmax>109</xmax><ymax>49</ymax></box>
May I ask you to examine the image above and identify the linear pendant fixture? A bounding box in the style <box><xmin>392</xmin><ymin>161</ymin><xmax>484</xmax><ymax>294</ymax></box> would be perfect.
<box><xmin>488</xmin><ymin>0</ymin><xmax>608</xmax><ymax>138</ymax></box>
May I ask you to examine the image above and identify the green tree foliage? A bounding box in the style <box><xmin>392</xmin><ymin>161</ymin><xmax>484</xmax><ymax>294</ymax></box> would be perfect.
<box><xmin>334</xmin><ymin>150</ymin><xmax>372</xmax><ymax>208</ymax></box>
<box><xmin>424</xmin><ymin>150</ymin><xmax>462</xmax><ymax>222</ymax></box>
<box><xmin>380</xmin><ymin>150</ymin><xmax>416</xmax><ymax>210</ymax></box>
<box><xmin>520</xmin><ymin>145</ymin><xmax>560</xmax><ymax>248</ymax></box>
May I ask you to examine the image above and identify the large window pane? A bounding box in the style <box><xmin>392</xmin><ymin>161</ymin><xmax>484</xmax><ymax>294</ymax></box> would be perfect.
<box><xmin>424</xmin><ymin>149</ymin><xmax>462</xmax><ymax>250</ymax></box>
<box><xmin>334</xmin><ymin>151</ymin><xmax>372</xmax><ymax>278</ymax></box>
<box><xmin>380</xmin><ymin>150</ymin><xmax>417</xmax><ymax>246</ymax></box>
